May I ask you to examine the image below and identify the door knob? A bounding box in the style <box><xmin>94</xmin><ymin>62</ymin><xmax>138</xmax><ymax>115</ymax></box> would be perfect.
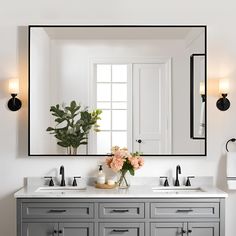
<box><xmin>136</xmin><ymin>139</ymin><xmax>142</xmax><ymax>143</ymax></box>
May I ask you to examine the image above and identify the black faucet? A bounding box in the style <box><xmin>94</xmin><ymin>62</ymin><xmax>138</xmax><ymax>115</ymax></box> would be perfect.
<box><xmin>60</xmin><ymin>165</ymin><xmax>66</xmax><ymax>186</ymax></box>
<box><xmin>174</xmin><ymin>165</ymin><xmax>181</xmax><ymax>186</ymax></box>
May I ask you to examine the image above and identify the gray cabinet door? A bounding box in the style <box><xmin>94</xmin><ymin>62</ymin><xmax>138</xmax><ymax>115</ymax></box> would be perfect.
<box><xmin>22</xmin><ymin>222</ymin><xmax>57</xmax><ymax>236</ymax></box>
<box><xmin>151</xmin><ymin>222</ymin><xmax>186</xmax><ymax>236</ymax></box>
<box><xmin>188</xmin><ymin>222</ymin><xmax>219</xmax><ymax>236</ymax></box>
<box><xmin>59</xmin><ymin>223</ymin><xmax>93</xmax><ymax>236</ymax></box>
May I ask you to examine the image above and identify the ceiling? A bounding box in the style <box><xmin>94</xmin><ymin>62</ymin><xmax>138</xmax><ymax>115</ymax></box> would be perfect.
<box><xmin>41</xmin><ymin>26</ymin><xmax>203</xmax><ymax>40</ymax></box>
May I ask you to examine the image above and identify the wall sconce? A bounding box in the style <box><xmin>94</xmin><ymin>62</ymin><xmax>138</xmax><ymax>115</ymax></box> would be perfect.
<box><xmin>7</xmin><ymin>79</ymin><xmax>22</xmax><ymax>111</ymax></box>
<box><xmin>199</xmin><ymin>81</ymin><xmax>206</xmax><ymax>102</ymax></box>
<box><xmin>216</xmin><ymin>78</ymin><xmax>230</xmax><ymax>111</ymax></box>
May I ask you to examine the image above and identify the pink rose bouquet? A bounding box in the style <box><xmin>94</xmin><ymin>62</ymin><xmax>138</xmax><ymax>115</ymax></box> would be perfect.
<box><xmin>106</xmin><ymin>146</ymin><xmax>144</xmax><ymax>188</ymax></box>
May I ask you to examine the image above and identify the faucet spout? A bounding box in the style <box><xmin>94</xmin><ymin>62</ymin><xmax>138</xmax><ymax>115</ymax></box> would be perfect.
<box><xmin>174</xmin><ymin>165</ymin><xmax>181</xmax><ymax>186</ymax></box>
<box><xmin>60</xmin><ymin>165</ymin><xmax>66</xmax><ymax>186</ymax></box>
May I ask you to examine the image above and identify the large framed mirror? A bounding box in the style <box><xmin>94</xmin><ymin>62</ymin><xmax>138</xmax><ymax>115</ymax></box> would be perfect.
<box><xmin>28</xmin><ymin>25</ymin><xmax>207</xmax><ymax>156</ymax></box>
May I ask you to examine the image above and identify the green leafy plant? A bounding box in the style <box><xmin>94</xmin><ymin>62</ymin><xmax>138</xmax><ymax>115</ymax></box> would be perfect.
<box><xmin>46</xmin><ymin>101</ymin><xmax>102</xmax><ymax>150</ymax></box>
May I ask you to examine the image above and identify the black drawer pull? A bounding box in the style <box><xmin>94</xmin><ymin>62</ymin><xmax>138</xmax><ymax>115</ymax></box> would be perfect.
<box><xmin>58</xmin><ymin>230</ymin><xmax>63</xmax><ymax>234</ymax></box>
<box><xmin>188</xmin><ymin>229</ymin><xmax>192</xmax><ymax>233</ymax></box>
<box><xmin>48</xmin><ymin>209</ymin><xmax>67</xmax><ymax>213</ymax></box>
<box><xmin>112</xmin><ymin>209</ymin><xmax>129</xmax><ymax>213</ymax></box>
<box><xmin>177</xmin><ymin>209</ymin><xmax>193</xmax><ymax>213</ymax></box>
<box><xmin>112</xmin><ymin>229</ymin><xmax>129</xmax><ymax>233</ymax></box>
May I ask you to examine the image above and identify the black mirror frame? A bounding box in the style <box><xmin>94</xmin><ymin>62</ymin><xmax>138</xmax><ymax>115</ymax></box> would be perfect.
<box><xmin>28</xmin><ymin>25</ymin><xmax>207</xmax><ymax>157</ymax></box>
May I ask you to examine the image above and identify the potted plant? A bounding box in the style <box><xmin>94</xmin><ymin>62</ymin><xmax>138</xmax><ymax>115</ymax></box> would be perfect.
<box><xmin>106</xmin><ymin>146</ymin><xmax>144</xmax><ymax>188</ymax></box>
<box><xmin>46</xmin><ymin>100</ymin><xmax>102</xmax><ymax>155</ymax></box>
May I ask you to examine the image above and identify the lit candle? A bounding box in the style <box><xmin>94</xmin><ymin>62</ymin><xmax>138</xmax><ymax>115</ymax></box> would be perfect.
<box><xmin>107</xmin><ymin>179</ymin><xmax>115</xmax><ymax>185</ymax></box>
<box><xmin>219</xmin><ymin>78</ymin><xmax>229</xmax><ymax>94</ymax></box>
<box><xmin>9</xmin><ymin>79</ymin><xmax>19</xmax><ymax>94</ymax></box>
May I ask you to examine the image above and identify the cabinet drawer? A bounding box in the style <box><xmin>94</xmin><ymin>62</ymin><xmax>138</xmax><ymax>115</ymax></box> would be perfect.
<box><xmin>150</xmin><ymin>202</ymin><xmax>219</xmax><ymax>218</ymax></box>
<box><xmin>99</xmin><ymin>203</ymin><xmax>144</xmax><ymax>219</ymax></box>
<box><xmin>99</xmin><ymin>223</ymin><xmax>144</xmax><ymax>236</ymax></box>
<box><xmin>22</xmin><ymin>202</ymin><xmax>94</xmax><ymax>219</ymax></box>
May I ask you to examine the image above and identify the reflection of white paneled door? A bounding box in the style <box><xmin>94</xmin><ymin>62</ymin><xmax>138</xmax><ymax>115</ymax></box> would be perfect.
<box><xmin>133</xmin><ymin>62</ymin><xmax>171</xmax><ymax>154</ymax></box>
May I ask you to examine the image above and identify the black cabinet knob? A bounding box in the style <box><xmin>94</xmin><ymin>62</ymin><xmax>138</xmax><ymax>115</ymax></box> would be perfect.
<box><xmin>188</xmin><ymin>230</ymin><xmax>192</xmax><ymax>233</ymax></box>
<box><xmin>136</xmin><ymin>139</ymin><xmax>142</xmax><ymax>143</ymax></box>
<box><xmin>58</xmin><ymin>230</ymin><xmax>63</xmax><ymax>234</ymax></box>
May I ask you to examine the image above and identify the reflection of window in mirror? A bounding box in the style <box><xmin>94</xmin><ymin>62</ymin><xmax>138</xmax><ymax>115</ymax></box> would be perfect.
<box><xmin>95</xmin><ymin>64</ymin><xmax>129</xmax><ymax>153</ymax></box>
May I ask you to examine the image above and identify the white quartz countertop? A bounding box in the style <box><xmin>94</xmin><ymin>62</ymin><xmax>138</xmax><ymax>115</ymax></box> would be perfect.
<box><xmin>14</xmin><ymin>185</ymin><xmax>228</xmax><ymax>199</ymax></box>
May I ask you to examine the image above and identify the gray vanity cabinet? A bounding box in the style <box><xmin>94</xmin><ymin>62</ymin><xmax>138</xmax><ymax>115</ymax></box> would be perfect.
<box><xmin>17</xmin><ymin>198</ymin><xmax>225</xmax><ymax>236</ymax></box>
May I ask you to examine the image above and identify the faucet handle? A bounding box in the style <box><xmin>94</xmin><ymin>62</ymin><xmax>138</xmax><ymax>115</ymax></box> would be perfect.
<box><xmin>185</xmin><ymin>176</ymin><xmax>195</xmax><ymax>186</ymax></box>
<box><xmin>44</xmin><ymin>176</ymin><xmax>54</xmax><ymax>186</ymax></box>
<box><xmin>72</xmin><ymin>176</ymin><xmax>81</xmax><ymax>186</ymax></box>
<box><xmin>160</xmin><ymin>176</ymin><xmax>169</xmax><ymax>186</ymax></box>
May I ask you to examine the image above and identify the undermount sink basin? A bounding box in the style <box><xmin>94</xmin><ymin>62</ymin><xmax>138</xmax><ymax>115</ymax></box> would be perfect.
<box><xmin>152</xmin><ymin>187</ymin><xmax>204</xmax><ymax>194</ymax></box>
<box><xmin>35</xmin><ymin>186</ymin><xmax>87</xmax><ymax>194</ymax></box>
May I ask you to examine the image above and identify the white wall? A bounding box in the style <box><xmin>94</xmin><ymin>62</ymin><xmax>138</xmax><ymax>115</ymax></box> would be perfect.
<box><xmin>0</xmin><ymin>0</ymin><xmax>236</xmax><ymax>235</ymax></box>
<box><xmin>30</xmin><ymin>28</ymin><xmax>54</xmax><ymax>153</ymax></box>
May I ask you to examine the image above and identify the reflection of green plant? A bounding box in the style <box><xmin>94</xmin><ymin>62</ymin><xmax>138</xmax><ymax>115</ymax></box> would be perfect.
<box><xmin>46</xmin><ymin>101</ymin><xmax>102</xmax><ymax>149</ymax></box>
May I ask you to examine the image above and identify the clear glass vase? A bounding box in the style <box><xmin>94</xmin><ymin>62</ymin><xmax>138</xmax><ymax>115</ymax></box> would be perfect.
<box><xmin>67</xmin><ymin>146</ymin><xmax>77</xmax><ymax>155</ymax></box>
<box><xmin>117</xmin><ymin>170</ymin><xmax>130</xmax><ymax>189</ymax></box>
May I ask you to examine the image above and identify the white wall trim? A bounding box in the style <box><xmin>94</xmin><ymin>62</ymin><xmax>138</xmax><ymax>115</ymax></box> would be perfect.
<box><xmin>89</xmin><ymin>56</ymin><xmax>172</xmax><ymax>65</ymax></box>
<box><xmin>165</xmin><ymin>58</ymin><xmax>172</xmax><ymax>154</ymax></box>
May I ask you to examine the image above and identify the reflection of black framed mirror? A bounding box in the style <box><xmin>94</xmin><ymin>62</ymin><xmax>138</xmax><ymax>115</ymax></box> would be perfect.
<box><xmin>29</xmin><ymin>25</ymin><xmax>207</xmax><ymax>156</ymax></box>
<box><xmin>190</xmin><ymin>53</ymin><xmax>206</xmax><ymax>140</ymax></box>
